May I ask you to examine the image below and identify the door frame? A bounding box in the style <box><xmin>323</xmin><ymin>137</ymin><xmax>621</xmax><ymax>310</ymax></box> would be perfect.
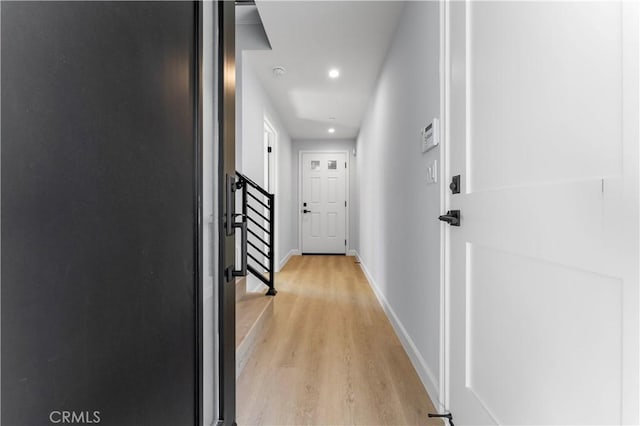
<box><xmin>194</xmin><ymin>2</ymin><xmax>204</xmax><ymax>424</ymax></box>
<box><xmin>216</xmin><ymin>1</ymin><xmax>236</xmax><ymax>425</ymax></box>
<box><xmin>298</xmin><ymin>150</ymin><xmax>350</xmax><ymax>254</ymax></box>
<box><xmin>264</xmin><ymin>116</ymin><xmax>278</xmax><ymax>271</ymax></box>
<box><xmin>263</xmin><ymin>116</ymin><xmax>277</xmax><ymax>194</ymax></box>
<box><xmin>438</xmin><ymin>0</ymin><xmax>451</xmax><ymax>414</ymax></box>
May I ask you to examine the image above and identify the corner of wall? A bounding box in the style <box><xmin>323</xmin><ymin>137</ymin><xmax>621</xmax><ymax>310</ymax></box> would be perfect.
<box><xmin>278</xmin><ymin>249</ymin><xmax>299</xmax><ymax>271</ymax></box>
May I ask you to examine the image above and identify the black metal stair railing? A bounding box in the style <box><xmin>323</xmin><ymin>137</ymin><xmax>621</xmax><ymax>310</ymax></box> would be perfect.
<box><xmin>235</xmin><ymin>171</ymin><xmax>276</xmax><ymax>296</ymax></box>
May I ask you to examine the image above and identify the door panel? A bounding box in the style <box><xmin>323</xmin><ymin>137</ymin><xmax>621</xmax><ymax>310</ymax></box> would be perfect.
<box><xmin>468</xmin><ymin>2</ymin><xmax>622</xmax><ymax>192</ymax></box>
<box><xmin>311</xmin><ymin>177</ymin><xmax>321</xmax><ymax>202</ymax></box>
<box><xmin>328</xmin><ymin>177</ymin><xmax>338</xmax><ymax>202</ymax></box>
<box><xmin>301</xmin><ymin>152</ymin><xmax>347</xmax><ymax>254</ymax></box>
<box><xmin>467</xmin><ymin>244</ymin><xmax>622</xmax><ymax>422</ymax></box>
<box><xmin>217</xmin><ymin>2</ymin><xmax>237</xmax><ymax>425</ymax></box>
<box><xmin>312</xmin><ymin>213</ymin><xmax>322</xmax><ymax>237</ymax></box>
<box><xmin>327</xmin><ymin>213</ymin><xmax>337</xmax><ymax>237</ymax></box>
<box><xmin>446</xmin><ymin>1</ymin><xmax>638</xmax><ymax>424</ymax></box>
<box><xmin>1</xmin><ymin>2</ymin><xmax>200</xmax><ymax>425</ymax></box>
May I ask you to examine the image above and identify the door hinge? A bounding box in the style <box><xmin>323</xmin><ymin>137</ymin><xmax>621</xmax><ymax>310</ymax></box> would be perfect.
<box><xmin>267</xmin><ymin>146</ymin><xmax>272</xmax><ymax>153</ymax></box>
<box><xmin>345</xmin><ymin>200</ymin><xmax>347</xmax><ymax>207</ymax></box>
<box><xmin>345</xmin><ymin>239</ymin><xmax>347</xmax><ymax>246</ymax></box>
<box><xmin>345</xmin><ymin>161</ymin><xmax>347</xmax><ymax>168</ymax></box>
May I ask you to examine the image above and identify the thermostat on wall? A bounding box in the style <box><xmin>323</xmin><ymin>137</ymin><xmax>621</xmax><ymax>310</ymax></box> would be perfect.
<box><xmin>421</xmin><ymin>118</ymin><xmax>440</xmax><ymax>153</ymax></box>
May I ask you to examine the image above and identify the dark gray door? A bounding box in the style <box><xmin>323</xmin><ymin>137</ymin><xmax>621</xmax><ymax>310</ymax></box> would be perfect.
<box><xmin>217</xmin><ymin>2</ymin><xmax>236</xmax><ymax>425</ymax></box>
<box><xmin>1</xmin><ymin>2</ymin><xmax>201</xmax><ymax>425</ymax></box>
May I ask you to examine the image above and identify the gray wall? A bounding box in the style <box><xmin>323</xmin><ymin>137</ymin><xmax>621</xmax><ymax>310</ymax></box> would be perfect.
<box><xmin>237</xmin><ymin>55</ymin><xmax>295</xmax><ymax>275</ymax></box>
<box><xmin>292</xmin><ymin>139</ymin><xmax>359</xmax><ymax>253</ymax></box>
<box><xmin>355</xmin><ymin>1</ymin><xmax>441</xmax><ymax>402</ymax></box>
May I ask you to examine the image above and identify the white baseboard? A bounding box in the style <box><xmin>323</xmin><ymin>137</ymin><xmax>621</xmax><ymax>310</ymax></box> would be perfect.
<box><xmin>354</xmin><ymin>251</ymin><xmax>442</xmax><ymax>410</ymax></box>
<box><xmin>278</xmin><ymin>249</ymin><xmax>299</xmax><ymax>271</ymax></box>
<box><xmin>347</xmin><ymin>249</ymin><xmax>358</xmax><ymax>256</ymax></box>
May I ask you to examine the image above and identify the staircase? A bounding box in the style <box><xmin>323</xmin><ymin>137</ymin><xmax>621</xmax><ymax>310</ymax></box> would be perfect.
<box><xmin>235</xmin><ymin>277</ymin><xmax>274</xmax><ymax>377</ymax></box>
<box><xmin>233</xmin><ymin>172</ymin><xmax>277</xmax><ymax>296</ymax></box>
<box><xmin>233</xmin><ymin>172</ymin><xmax>277</xmax><ymax>377</ymax></box>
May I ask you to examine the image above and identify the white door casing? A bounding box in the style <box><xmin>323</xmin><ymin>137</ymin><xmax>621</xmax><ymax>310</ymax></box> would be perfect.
<box><xmin>264</xmin><ymin>119</ymin><xmax>276</xmax><ymax>194</ymax></box>
<box><xmin>445</xmin><ymin>1</ymin><xmax>639</xmax><ymax>424</ymax></box>
<box><xmin>262</xmin><ymin>119</ymin><xmax>276</xmax><ymax>271</ymax></box>
<box><xmin>301</xmin><ymin>152</ymin><xmax>347</xmax><ymax>254</ymax></box>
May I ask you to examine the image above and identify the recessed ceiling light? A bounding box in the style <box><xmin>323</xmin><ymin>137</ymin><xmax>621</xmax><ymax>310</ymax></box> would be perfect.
<box><xmin>328</xmin><ymin>68</ymin><xmax>340</xmax><ymax>79</ymax></box>
<box><xmin>272</xmin><ymin>66</ymin><xmax>286</xmax><ymax>77</ymax></box>
<box><xmin>328</xmin><ymin>128</ymin><xmax>336</xmax><ymax>133</ymax></box>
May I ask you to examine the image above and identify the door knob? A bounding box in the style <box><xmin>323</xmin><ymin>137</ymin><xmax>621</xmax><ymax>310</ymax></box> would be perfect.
<box><xmin>302</xmin><ymin>209</ymin><xmax>311</xmax><ymax>213</ymax></box>
<box><xmin>438</xmin><ymin>210</ymin><xmax>460</xmax><ymax>226</ymax></box>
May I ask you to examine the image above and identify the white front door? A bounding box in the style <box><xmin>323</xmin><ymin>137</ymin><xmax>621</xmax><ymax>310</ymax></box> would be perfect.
<box><xmin>446</xmin><ymin>1</ymin><xmax>639</xmax><ymax>424</ymax></box>
<box><xmin>301</xmin><ymin>152</ymin><xmax>347</xmax><ymax>254</ymax></box>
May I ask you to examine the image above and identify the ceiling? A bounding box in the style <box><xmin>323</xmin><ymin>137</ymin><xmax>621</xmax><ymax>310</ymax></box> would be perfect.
<box><xmin>247</xmin><ymin>1</ymin><xmax>405</xmax><ymax>140</ymax></box>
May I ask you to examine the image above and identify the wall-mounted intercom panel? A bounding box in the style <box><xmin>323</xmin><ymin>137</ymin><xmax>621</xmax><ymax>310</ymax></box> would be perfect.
<box><xmin>421</xmin><ymin>118</ymin><xmax>440</xmax><ymax>153</ymax></box>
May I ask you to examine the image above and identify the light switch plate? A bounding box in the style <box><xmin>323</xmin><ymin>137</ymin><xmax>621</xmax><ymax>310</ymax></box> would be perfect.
<box><xmin>427</xmin><ymin>160</ymin><xmax>438</xmax><ymax>184</ymax></box>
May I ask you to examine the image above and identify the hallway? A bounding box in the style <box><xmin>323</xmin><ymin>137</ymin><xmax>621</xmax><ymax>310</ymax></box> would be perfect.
<box><xmin>237</xmin><ymin>256</ymin><xmax>441</xmax><ymax>425</ymax></box>
<box><xmin>1</xmin><ymin>2</ymin><xmax>637</xmax><ymax>424</ymax></box>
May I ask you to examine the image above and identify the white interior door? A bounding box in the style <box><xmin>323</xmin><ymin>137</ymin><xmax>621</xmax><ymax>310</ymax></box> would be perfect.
<box><xmin>446</xmin><ymin>1</ymin><xmax>639</xmax><ymax>424</ymax></box>
<box><xmin>301</xmin><ymin>152</ymin><xmax>347</xmax><ymax>254</ymax></box>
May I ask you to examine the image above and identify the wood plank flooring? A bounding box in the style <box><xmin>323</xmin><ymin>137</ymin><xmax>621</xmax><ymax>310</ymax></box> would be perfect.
<box><xmin>237</xmin><ymin>291</ymin><xmax>274</xmax><ymax>377</ymax></box>
<box><xmin>237</xmin><ymin>255</ymin><xmax>442</xmax><ymax>425</ymax></box>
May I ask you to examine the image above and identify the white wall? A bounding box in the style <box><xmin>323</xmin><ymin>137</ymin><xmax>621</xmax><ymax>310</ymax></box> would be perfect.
<box><xmin>292</xmin><ymin>139</ymin><xmax>359</xmax><ymax>253</ymax></box>
<box><xmin>356</xmin><ymin>1</ymin><xmax>442</xmax><ymax>403</ymax></box>
<box><xmin>237</xmin><ymin>54</ymin><xmax>296</xmax><ymax>278</ymax></box>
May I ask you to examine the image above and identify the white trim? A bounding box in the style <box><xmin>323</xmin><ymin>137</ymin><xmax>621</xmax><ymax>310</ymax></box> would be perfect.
<box><xmin>278</xmin><ymin>249</ymin><xmax>299</xmax><ymax>270</ymax></box>
<box><xmin>297</xmin><ymin>150</ymin><xmax>350</xmax><ymax>254</ymax></box>
<box><xmin>202</xmin><ymin>3</ymin><xmax>217</xmax><ymax>423</ymax></box>
<box><xmin>263</xmin><ymin>116</ymin><xmax>279</xmax><ymax>272</ymax></box>
<box><xmin>263</xmin><ymin>116</ymin><xmax>277</xmax><ymax>193</ymax></box>
<box><xmin>355</xmin><ymin>251</ymin><xmax>444</xmax><ymax>412</ymax></box>
<box><xmin>347</xmin><ymin>249</ymin><xmax>357</xmax><ymax>257</ymax></box>
<box><xmin>439</xmin><ymin>0</ymin><xmax>451</xmax><ymax>411</ymax></box>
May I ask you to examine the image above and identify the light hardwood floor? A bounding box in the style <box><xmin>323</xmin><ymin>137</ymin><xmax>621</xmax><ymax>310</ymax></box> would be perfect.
<box><xmin>237</xmin><ymin>255</ymin><xmax>442</xmax><ymax>426</ymax></box>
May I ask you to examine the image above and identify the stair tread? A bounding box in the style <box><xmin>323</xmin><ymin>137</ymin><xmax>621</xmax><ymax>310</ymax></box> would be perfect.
<box><xmin>236</xmin><ymin>291</ymin><xmax>273</xmax><ymax>349</ymax></box>
<box><xmin>235</xmin><ymin>277</ymin><xmax>247</xmax><ymax>302</ymax></box>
